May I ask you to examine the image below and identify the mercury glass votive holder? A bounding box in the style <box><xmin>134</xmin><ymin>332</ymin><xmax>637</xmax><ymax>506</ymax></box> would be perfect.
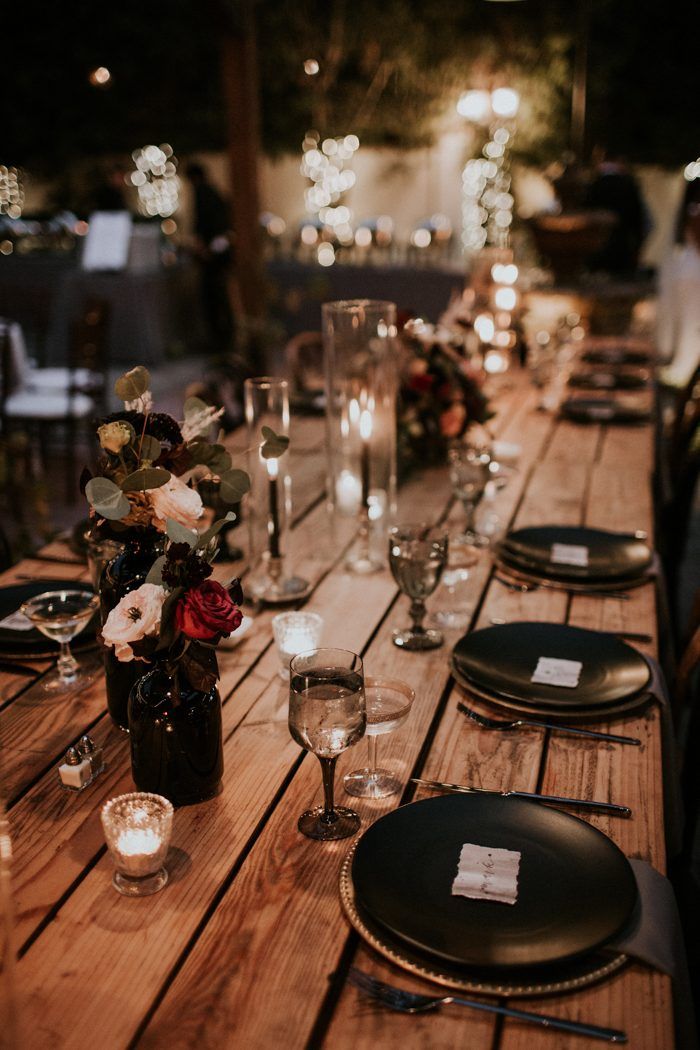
<box><xmin>272</xmin><ymin>612</ymin><xmax>324</xmax><ymax>680</ymax></box>
<box><xmin>101</xmin><ymin>792</ymin><xmax>173</xmax><ymax>897</ymax></box>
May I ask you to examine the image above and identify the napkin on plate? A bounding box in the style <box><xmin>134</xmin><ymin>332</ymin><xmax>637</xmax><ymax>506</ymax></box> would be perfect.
<box><xmin>452</xmin><ymin>842</ymin><xmax>521</xmax><ymax>905</ymax></box>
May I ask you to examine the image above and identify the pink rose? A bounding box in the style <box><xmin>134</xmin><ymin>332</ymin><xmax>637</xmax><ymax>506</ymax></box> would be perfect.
<box><xmin>102</xmin><ymin>583</ymin><xmax>166</xmax><ymax>662</ymax></box>
<box><xmin>149</xmin><ymin>475</ymin><xmax>203</xmax><ymax>532</ymax></box>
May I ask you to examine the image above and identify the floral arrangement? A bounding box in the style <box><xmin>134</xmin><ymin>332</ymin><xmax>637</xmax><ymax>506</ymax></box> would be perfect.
<box><xmin>398</xmin><ymin>318</ymin><xmax>493</xmax><ymax>469</ymax></box>
<box><xmin>101</xmin><ymin>523</ymin><xmax>245</xmax><ymax>692</ymax></box>
<box><xmin>82</xmin><ymin>365</ymin><xmax>264</xmax><ymax>533</ymax></box>
<box><xmin>90</xmin><ymin>364</ymin><xmax>290</xmax><ymax>692</ymax></box>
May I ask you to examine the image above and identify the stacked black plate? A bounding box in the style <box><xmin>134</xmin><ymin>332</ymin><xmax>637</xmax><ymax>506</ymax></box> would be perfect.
<box><xmin>496</xmin><ymin>524</ymin><xmax>653</xmax><ymax>591</ymax></box>
<box><xmin>560</xmin><ymin>398</ymin><xmax>651</xmax><ymax>425</ymax></box>
<box><xmin>345</xmin><ymin>793</ymin><xmax>638</xmax><ymax>993</ymax></box>
<box><xmin>568</xmin><ymin>371</ymin><xmax>648</xmax><ymax>392</ymax></box>
<box><xmin>451</xmin><ymin>620</ymin><xmax>651</xmax><ymax>720</ymax></box>
<box><xmin>581</xmin><ymin>346</ymin><xmax>652</xmax><ymax>367</ymax></box>
<box><xmin>0</xmin><ymin>580</ymin><xmax>98</xmax><ymax>660</ymax></box>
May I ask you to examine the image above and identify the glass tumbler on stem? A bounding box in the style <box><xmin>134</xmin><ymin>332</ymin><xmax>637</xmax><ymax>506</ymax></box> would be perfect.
<box><xmin>389</xmin><ymin>525</ymin><xmax>448</xmax><ymax>650</ymax></box>
<box><xmin>344</xmin><ymin>676</ymin><xmax>415</xmax><ymax>798</ymax></box>
<box><xmin>448</xmin><ymin>443</ymin><xmax>491</xmax><ymax>541</ymax></box>
<box><xmin>21</xmin><ymin>590</ymin><xmax>100</xmax><ymax>692</ymax></box>
<box><xmin>288</xmin><ymin>648</ymin><xmax>366</xmax><ymax>840</ymax></box>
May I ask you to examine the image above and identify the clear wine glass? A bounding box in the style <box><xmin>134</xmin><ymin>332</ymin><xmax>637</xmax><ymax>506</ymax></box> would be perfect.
<box><xmin>289</xmin><ymin>647</ymin><xmax>366</xmax><ymax>840</ymax></box>
<box><xmin>389</xmin><ymin>524</ymin><xmax>448</xmax><ymax>650</ymax></box>
<box><xmin>21</xmin><ymin>589</ymin><xmax>100</xmax><ymax>692</ymax></box>
<box><xmin>448</xmin><ymin>443</ymin><xmax>491</xmax><ymax>540</ymax></box>
<box><xmin>344</xmin><ymin>676</ymin><xmax>415</xmax><ymax>798</ymax></box>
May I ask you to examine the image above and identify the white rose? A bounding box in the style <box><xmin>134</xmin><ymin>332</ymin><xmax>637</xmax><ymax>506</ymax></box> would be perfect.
<box><xmin>149</xmin><ymin>475</ymin><xmax>203</xmax><ymax>532</ymax></box>
<box><xmin>102</xmin><ymin>583</ymin><xmax>166</xmax><ymax>662</ymax></box>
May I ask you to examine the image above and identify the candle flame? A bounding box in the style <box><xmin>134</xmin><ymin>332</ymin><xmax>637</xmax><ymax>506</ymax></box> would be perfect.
<box><xmin>267</xmin><ymin>457</ymin><xmax>279</xmax><ymax>479</ymax></box>
<box><xmin>360</xmin><ymin>410</ymin><xmax>372</xmax><ymax>441</ymax></box>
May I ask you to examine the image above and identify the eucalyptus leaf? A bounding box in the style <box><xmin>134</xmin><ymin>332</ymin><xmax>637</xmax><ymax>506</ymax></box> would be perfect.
<box><xmin>219</xmin><ymin>468</ymin><xmax>251</xmax><ymax>504</ymax></box>
<box><xmin>139</xmin><ymin>434</ymin><xmax>162</xmax><ymax>464</ymax></box>
<box><xmin>187</xmin><ymin>440</ymin><xmax>232</xmax><ymax>474</ymax></box>
<box><xmin>155</xmin><ymin>585</ymin><xmax>184</xmax><ymax>653</ymax></box>
<box><xmin>196</xmin><ymin>511</ymin><xmax>237</xmax><ymax>549</ymax></box>
<box><xmin>121</xmin><ymin>467</ymin><xmax>171</xmax><ymax>492</ymax></box>
<box><xmin>260</xmin><ymin>425</ymin><xmax>290</xmax><ymax>460</ymax></box>
<box><xmin>114</xmin><ymin>366</ymin><xmax>150</xmax><ymax>403</ymax></box>
<box><xmin>165</xmin><ymin>518</ymin><xmax>198</xmax><ymax>547</ymax></box>
<box><xmin>145</xmin><ymin>555</ymin><xmax>167</xmax><ymax>585</ymax></box>
<box><xmin>183</xmin><ymin>396</ymin><xmax>210</xmax><ymax>420</ymax></box>
<box><xmin>85</xmin><ymin>477</ymin><xmax>130</xmax><ymax>521</ymax></box>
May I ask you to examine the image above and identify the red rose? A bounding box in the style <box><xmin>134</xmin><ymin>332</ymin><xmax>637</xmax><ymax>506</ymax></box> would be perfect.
<box><xmin>175</xmin><ymin>580</ymin><xmax>243</xmax><ymax>641</ymax></box>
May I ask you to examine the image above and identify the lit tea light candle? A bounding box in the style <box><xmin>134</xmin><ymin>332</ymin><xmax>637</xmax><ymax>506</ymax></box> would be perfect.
<box><xmin>267</xmin><ymin>456</ymin><xmax>281</xmax><ymax>558</ymax></box>
<box><xmin>101</xmin><ymin>792</ymin><xmax>173</xmax><ymax>897</ymax></box>
<box><xmin>272</xmin><ymin>612</ymin><xmax>324</xmax><ymax>679</ymax></box>
<box><xmin>359</xmin><ymin>409</ymin><xmax>372</xmax><ymax>509</ymax></box>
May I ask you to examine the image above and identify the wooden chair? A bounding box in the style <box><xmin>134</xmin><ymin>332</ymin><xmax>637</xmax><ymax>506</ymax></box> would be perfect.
<box><xmin>0</xmin><ymin>299</ymin><xmax>111</xmax><ymax>500</ymax></box>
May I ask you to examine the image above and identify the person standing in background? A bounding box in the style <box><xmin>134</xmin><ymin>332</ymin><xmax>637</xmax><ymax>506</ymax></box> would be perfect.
<box><xmin>586</xmin><ymin>149</ymin><xmax>649</xmax><ymax>274</ymax></box>
<box><xmin>185</xmin><ymin>162</ymin><xmax>236</xmax><ymax>355</ymax></box>
<box><xmin>657</xmin><ymin>177</ymin><xmax>700</xmax><ymax>389</ymax></box>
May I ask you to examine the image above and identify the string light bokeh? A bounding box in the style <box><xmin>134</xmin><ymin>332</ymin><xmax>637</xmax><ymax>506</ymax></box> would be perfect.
<box><xmin>0</xmin><ymin>167</ymin><xmax>24</xmax><ymax>219</ymax></box>
<box><xmin>130</xmin><ymin>144</ymin><xmax>180</xmax><ymax>218</ymax></box>
<box><xmin>300</xmin><ymin>131</ymin><xmax>360</xmax><ymax>265</ymax></box>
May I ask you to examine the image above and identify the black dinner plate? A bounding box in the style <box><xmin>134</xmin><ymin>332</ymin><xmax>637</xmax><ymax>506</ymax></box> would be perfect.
<box><xmin>451</xmin><ymin>622</ymin><xmax>650</xmax><ymax>709</ymax></box>
<box><xmin>499</xmin><ymin>525</ymin><xmax>652</xmax><ymax>582</ymax></box>
<box><xmin>568</xmin><ymin>371</ymin><xmax>648</xmax><ymax>392</ymax></box>
<box><xmin>560</xmin><ymin>398</ymin><xmax>651</xmax><ymax>425</ymax></box>
<box><xmin>351</xmin><ymin>794</ymin><xmax>638</xmax><ymax>970</ymax></box>
<box><xmin>581</xmin><ymin>348</ymin><xmax>652</xmax><ymax>366</ymax></box>
<box><xmin>0</xmin><ymin>580</ymin><xmax>98</xmax><ymax>658</ymax></box>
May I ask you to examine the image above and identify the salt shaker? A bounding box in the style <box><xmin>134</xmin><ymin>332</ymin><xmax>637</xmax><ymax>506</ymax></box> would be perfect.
<box><xmin>58</xmin><ymin>746</ymin><xmax>92</xmax><ymax>791</ymax></box>
<box><xmin>78</xmin><ymin>735</ymin><xmax>105</xmax><ymax>779</ymax></box>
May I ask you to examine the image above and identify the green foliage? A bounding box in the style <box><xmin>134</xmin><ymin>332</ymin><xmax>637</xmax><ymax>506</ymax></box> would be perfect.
<box><xmin>260</xmin><ymin>426</ymin><xmax>290</xmax><ymax>460</ymax></box>
<box><xmin>114</xmin><ymin>366</ymin><xmax>150</xmax><ymax>403</ymax></box>
<box><xmin>85</xmin><ymin>477</ymin><xmax>131</xmax><ymax>520</ymax></box>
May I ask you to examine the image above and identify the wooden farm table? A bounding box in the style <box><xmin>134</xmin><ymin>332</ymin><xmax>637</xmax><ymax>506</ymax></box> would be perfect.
<box><xmin>1</xmin><ymin>371</ymin><xmax>673</xmax><ymax>1049</ymax></box>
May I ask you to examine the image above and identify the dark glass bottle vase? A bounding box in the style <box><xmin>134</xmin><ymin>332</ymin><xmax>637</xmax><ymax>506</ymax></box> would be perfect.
<box><xmin>128</xmin><ymin>665</ymin><xmax>224</xmax><ymax>806</ymax></box>
<box><xmin>99</xmin><ymin>529</ymin><xmax>164</xmax><ymax>731</ymax></box>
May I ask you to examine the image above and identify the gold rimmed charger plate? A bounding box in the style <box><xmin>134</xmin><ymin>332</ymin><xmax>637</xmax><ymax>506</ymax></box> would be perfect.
<box><xmin>451</xmin><ymin>664</ymin><xmax>654</xmax><ymax>723</ymax></box>
<box><xmin>339</xmin><ymin>842</ymin><xmax>628</xmax><ymax>998</ymax></box>
<box><xmin>494</xmin><ymin>555</ymin><xmax>653</xmax><ymax>593</ymax></box>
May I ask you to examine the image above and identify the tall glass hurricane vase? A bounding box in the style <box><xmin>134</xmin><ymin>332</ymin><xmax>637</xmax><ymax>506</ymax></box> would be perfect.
<box><xmin>99</xmin><ymin>528</ymin><xmax>165</xmax><ymax>731</ymax></box>
<box><xmin>322</xmin><ymin>300</ymin><xmax>398</xmax><ymax>573</ymax></box>
<box><xmin>244</xmin><ymin>378</ymin><xmax>308</xmax><ymax>602</ymax></box>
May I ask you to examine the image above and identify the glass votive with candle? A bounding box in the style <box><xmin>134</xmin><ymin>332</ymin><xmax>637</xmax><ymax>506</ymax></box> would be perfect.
<box><xmin>101</xmin><ymin>792</ymin><xmax>173</xmax><ymax>897</ymax></box>
<box><xmin>272</xmin><ymin>612</ymin><xmax>323</xmax><ymax>679</ymax></box>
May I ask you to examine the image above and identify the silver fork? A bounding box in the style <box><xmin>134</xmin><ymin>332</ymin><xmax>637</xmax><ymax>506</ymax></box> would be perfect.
<box><xmin>348</xmin><ymin>968</ymin><xmax>627</xmax><ymax>1043</ymax></box>
<box><xmin>457</xmin><ymin>700</ymin><xmax>641</xmax><ymax>746</ymax></box>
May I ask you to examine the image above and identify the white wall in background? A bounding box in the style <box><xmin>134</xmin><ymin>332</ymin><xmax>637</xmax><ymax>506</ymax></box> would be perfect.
<box><xmin>20</xmin><ymin>140</ymin><xmax>687</xmax><ymax>270</ymax></box>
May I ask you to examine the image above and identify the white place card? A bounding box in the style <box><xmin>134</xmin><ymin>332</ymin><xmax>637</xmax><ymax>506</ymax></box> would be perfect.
<box><xmin>452</xmin><ymin>842</ymin><xmax>521</xmax><ymax>905</ymax></box>
<box><xmin>0</xmin><ymin>609</ymin><xmax>33</xmax><ymax>631</ymax></box>
<box><xmin>531</xmin><ymin>656</ymin><xmax>583</xmax><ymax>689</ymax></box>
<box><xmin>551</xmin><ymin>542</ymin><xmax>589</xmax><ymax>567</ymax></box>
<box><xmin>585</xmin><ymin>404</ymin><xmax>616</xmax><ymax>420</ymax></box>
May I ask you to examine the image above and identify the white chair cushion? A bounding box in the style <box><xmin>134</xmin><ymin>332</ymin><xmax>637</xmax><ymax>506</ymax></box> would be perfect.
<box><xmin>4</xmin><ymin>389</ymin><xmax>95</xmax><ymax>419</ymax></box>
<box><xmin>26</xmin><ymin>367</ymin><xmax>102</xmax><ymax>392</ymax></box>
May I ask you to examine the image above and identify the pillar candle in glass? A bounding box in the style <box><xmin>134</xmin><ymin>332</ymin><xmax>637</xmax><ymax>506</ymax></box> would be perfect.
<box><xmin>244</xmin><ymin>377</ymin><xmax>309</xmax><ymax>602</ymax></box>
<box><xmin>322</xmin><ymin>300</ymin><xmax>398</xmax><ymax>574</ymax></box>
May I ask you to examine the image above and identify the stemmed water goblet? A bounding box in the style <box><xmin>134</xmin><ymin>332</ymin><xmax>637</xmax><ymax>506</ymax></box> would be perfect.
<box><xmin>288</xmin><ymin>647</ymin><xmax>366</xmax><ymax>840</ymax></box>
<box><xmin>20</xmin><ymin>589</ymin><xmax>100</xmax><ymax>693</ymax></box>
<box><xmin>389</xmin><ymin>524</ymin><xmax>448</xmax><ymax>650</ymax></box>
<box><xmin>343</xmin><ymin>676</ymin><xmax>415</xmax><ymax>798</ymax></box>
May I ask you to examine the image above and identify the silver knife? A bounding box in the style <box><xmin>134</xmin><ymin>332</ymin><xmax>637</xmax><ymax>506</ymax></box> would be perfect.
<box><xmin>410</xmin><ymin>778</ymin><xmax>631</xmax><ymax>816</ymax></box>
